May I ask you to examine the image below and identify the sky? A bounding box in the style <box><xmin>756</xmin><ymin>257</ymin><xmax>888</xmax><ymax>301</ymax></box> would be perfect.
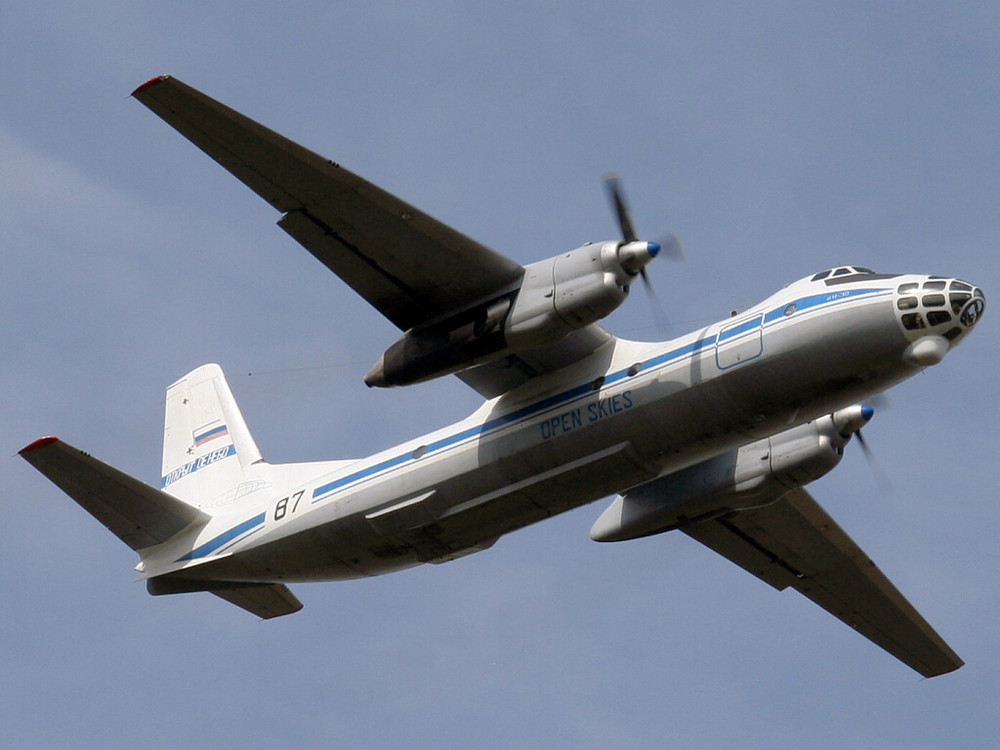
<box><xmin>2</xmin><ymin>3</ymin><xmax>998</xmax><ymax>748</ymax></box>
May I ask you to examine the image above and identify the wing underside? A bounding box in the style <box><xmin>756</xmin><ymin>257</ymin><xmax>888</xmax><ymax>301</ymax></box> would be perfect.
<box><xmin>132</xmin><ymin>75</ymin><xmax>524</xmax><ymax>332</ymax></box>
<box><xmin>132</xmin><ymin>75</ymin><xmax>619</xmax><ymax>397</ymax></box>
<box><xmin>682</xmin><ymin>487</ymin><xmax>962</xmax><ymax>677</ymax></box>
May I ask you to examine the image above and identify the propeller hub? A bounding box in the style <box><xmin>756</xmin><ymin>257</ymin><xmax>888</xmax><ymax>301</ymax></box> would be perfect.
<box><xmin>617</xmin><ymin>240</ymin><xmax>660</xmax><ymax>275</ymax></box>
<box><xmin>831</xmin><ymin>403</ymin><xmax>874</xmax><ymax>438</ymax></box>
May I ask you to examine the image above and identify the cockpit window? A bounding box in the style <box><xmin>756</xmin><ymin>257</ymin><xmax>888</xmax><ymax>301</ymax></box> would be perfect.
<box><xmin>923</xmin><ymin>280</ymin><xmax>947</xmax><ymax>291</ymax></box>
<box><xmin>961</xmin><ymin>299</ymin><xmax>984</xmax><ymax>327</ymax></box>
<box><xmin>901</xmin><ymin>313</ymin><xmax>926</xmax><ymax>330</ymax></box>
<box><xmin>898</xmin><ymin>282</ymin><xmax>918</xmax><ymax>293</ymax></box>
<box><xmin>813</xmin><ymin>267</ymin><xmax>890</xmax><ymax>285</ymax></box>
<box><xmin>949</xmin><ymin>292</ymin><xmax>971</xmax><ymax>314</ymax></box>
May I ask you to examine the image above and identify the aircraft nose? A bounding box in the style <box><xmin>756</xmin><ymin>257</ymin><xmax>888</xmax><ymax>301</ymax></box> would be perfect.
<box><xmin>895</xmin><ymin>277</ymin><xmax>984</xmax><ymax>333</ymax></box>
<box><xmin>895</xmin><ymin>277</ymin><xmax>984</xmax><ymax>364</ymax></box>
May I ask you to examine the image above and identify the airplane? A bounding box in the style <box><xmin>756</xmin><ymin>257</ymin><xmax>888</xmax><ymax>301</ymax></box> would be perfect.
<box><xmin>21</xmin><ymin>75</ymin><xmax>985</xmax><ymax>679</ymax></box>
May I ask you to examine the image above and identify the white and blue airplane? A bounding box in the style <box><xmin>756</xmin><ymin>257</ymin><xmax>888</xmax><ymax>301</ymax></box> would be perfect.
<box><xmin>21</xmin><ymin>76</ymin><xmax>985</xmax><ymax>678</ymax></box>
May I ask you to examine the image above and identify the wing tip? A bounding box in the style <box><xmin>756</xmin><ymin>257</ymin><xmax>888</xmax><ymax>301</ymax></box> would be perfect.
<box><xmin>132</xmin><ymin>75</ymin><xmax>172</xmax><ymax>98</ymax></box>
<box><xmin>921</xmin><ymin>655</ymin><xmax>964</xmax><ymax>679</ymax></box>
<box><xmin>20</xmin><ymin>436</ymin><xmax>59</xmax><ymax>455</ymax></box>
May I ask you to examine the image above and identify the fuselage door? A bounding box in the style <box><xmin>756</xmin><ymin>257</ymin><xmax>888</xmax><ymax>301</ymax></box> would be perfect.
<box><xmin>715</xmin><ymin>314</ymin><xmax>764</xmax><ymax>369</ymax></box>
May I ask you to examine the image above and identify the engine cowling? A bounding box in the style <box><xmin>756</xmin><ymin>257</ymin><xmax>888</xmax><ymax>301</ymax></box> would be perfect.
<box><xmin>590</xmin><ymin>405</ymin><xmax>872</xmax><ymax>542</ymax></box>
<box><xmin>505</xmin><ymin>240</ymin><xmax>659</xmax><ymax>346</ymax></box>
<box><xmin>365</xmin><ymin>240</ymin><xmax>658</xmax><ymax>387</ymax></box>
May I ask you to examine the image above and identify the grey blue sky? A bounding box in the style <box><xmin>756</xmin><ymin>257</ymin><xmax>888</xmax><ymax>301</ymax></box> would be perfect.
<box><xmin>2</xmin><ymin>3</ymin><xmax>998</xmax><ymax>748</ymax></box>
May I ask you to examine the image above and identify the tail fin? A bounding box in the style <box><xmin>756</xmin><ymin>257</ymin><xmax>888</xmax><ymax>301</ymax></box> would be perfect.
<box><xmin>161</xmin><ymin>364</ymin><xmax>262</xmax><ymax>508</ymax></box>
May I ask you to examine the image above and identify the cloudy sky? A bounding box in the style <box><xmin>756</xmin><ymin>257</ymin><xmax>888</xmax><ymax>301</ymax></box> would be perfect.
<box><xmin>2</xmin><ymin>3</ymin><xmax>997</xmax><ymax>748</ymax></box>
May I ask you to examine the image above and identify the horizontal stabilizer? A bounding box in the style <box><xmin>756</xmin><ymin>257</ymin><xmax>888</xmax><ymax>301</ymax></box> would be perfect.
<box><xmin>211</xmin><ymin>584</ymin><xmax>303</xmax><ymax>619</ymax></box>
<box><xmin>20</xmin><ymin>437</ymin><xmax>209</xmax><ymax>551</ymax></box>
<box><xmin>146</xmin><ymin>576</ymin><xmax>302</xmax><ymax>619</ymax></box>
<box><xmin>682</xmin><ymin>487</ymin><xmax>963</xmax><ymax>678</ymax></box>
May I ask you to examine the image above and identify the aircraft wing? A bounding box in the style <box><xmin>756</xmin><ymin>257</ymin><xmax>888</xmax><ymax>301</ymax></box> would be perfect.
<box><xmin>681</xmin><ymin>487</ymin><xmax>963</xmax><ymax>678</ymax></box>
<box><xmin>131</xmin><ymin>75</ymin><xmax>524</xmax><ymax>333</ymax></box>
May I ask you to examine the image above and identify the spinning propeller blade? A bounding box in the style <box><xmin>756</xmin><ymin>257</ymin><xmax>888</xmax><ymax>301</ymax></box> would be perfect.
<box><xmin>601</xmin><ymin>174</ymin><xmax>681</xmax><ymax>333</ymax></box>
<box><xmin>842</xmin><ymin>403</ymin><xmax>893</xmax><ymax>495</ymax></box>
<box><xmin>603</xmin><ymin>174</ymin><xmax>638</xmax><ymax>243</ymax></box>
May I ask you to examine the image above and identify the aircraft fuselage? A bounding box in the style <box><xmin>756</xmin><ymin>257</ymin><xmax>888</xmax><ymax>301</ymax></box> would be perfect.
<box><xmin>144</xmin><ymin>270</ymin><xmax>980</xmax><ymax>586</ymax></box>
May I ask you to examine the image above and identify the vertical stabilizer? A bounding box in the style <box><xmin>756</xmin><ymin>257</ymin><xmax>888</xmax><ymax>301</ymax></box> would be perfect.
<box><xmin>161</xmin><ymin>364</ymin><xmax>263</xmax><ymax>508</ymax></box>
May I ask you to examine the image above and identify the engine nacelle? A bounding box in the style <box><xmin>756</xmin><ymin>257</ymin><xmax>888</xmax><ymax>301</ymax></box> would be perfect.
<box><xmin>590</xmin><ymin>405</ymin><xmax>872</xmax><ymax>542</ymax></box>
<box><xmin>365</xmin><ymin>240</ymin><xmax>658</xmax><ymax>387</ymax></box>
<box><xmin>505</xmin><ymin>240</ymin><xmax>657</xmax><ymax>347</ymax></box>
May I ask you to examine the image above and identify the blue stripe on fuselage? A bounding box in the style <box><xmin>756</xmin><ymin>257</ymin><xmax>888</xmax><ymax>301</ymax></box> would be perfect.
<box><xmin>176</xmin><ymin>512</ymin><xmax>266</xmax><ymax>562</ymax></box>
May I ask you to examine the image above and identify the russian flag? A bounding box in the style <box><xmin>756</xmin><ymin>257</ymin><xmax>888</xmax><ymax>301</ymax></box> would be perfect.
<box><xmin>194</xmin><ymin>424</ymin><xmax>229</xmax><ymax>447</ymax></box>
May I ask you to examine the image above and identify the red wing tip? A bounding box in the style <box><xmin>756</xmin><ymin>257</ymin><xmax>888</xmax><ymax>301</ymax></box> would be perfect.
<box><xmin>20</xmin><ymin>436</ymin><xmax>59</xmax><ymax>454</ymax></box>
<box><xmin>132</xmin><ymin>75</ymin><xmax>171</xmax><ymax>97</ymax></box>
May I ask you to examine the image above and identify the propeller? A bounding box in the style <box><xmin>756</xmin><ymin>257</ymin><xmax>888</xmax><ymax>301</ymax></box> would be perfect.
<box><xmin>603</xmin><ymin>174</ymin><xmax>682</xmax><ymax>334</ymax></box>
<box><xmin>854</xmin><ymin>423</ymin><xmax>893</xmax><ymax>496</ymax></box>
<box><xmin>835</xmin><ymin>402</ymin><xmax>893</xmax><ymax>495</ymax></box>
<box><xmin>603</xmin><ymin>174</ymin><xmax>655</xmax><ymax>287</ymax></box>
<box><xmin>604</xmin><ymin>174</ymin><xmax>639</xmax><ymax>244</ymax></box>
<box><xmin>603</xmin><ymin>174</ymin><xmax>683</xmax><ymax>288</ymax></box>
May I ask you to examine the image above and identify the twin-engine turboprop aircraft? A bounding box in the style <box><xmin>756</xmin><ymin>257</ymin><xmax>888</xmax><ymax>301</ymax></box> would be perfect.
<box><xmin>21</xmin><ymin>76</ymin><xmax>985</xmax><ymax>678</ymax></box>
